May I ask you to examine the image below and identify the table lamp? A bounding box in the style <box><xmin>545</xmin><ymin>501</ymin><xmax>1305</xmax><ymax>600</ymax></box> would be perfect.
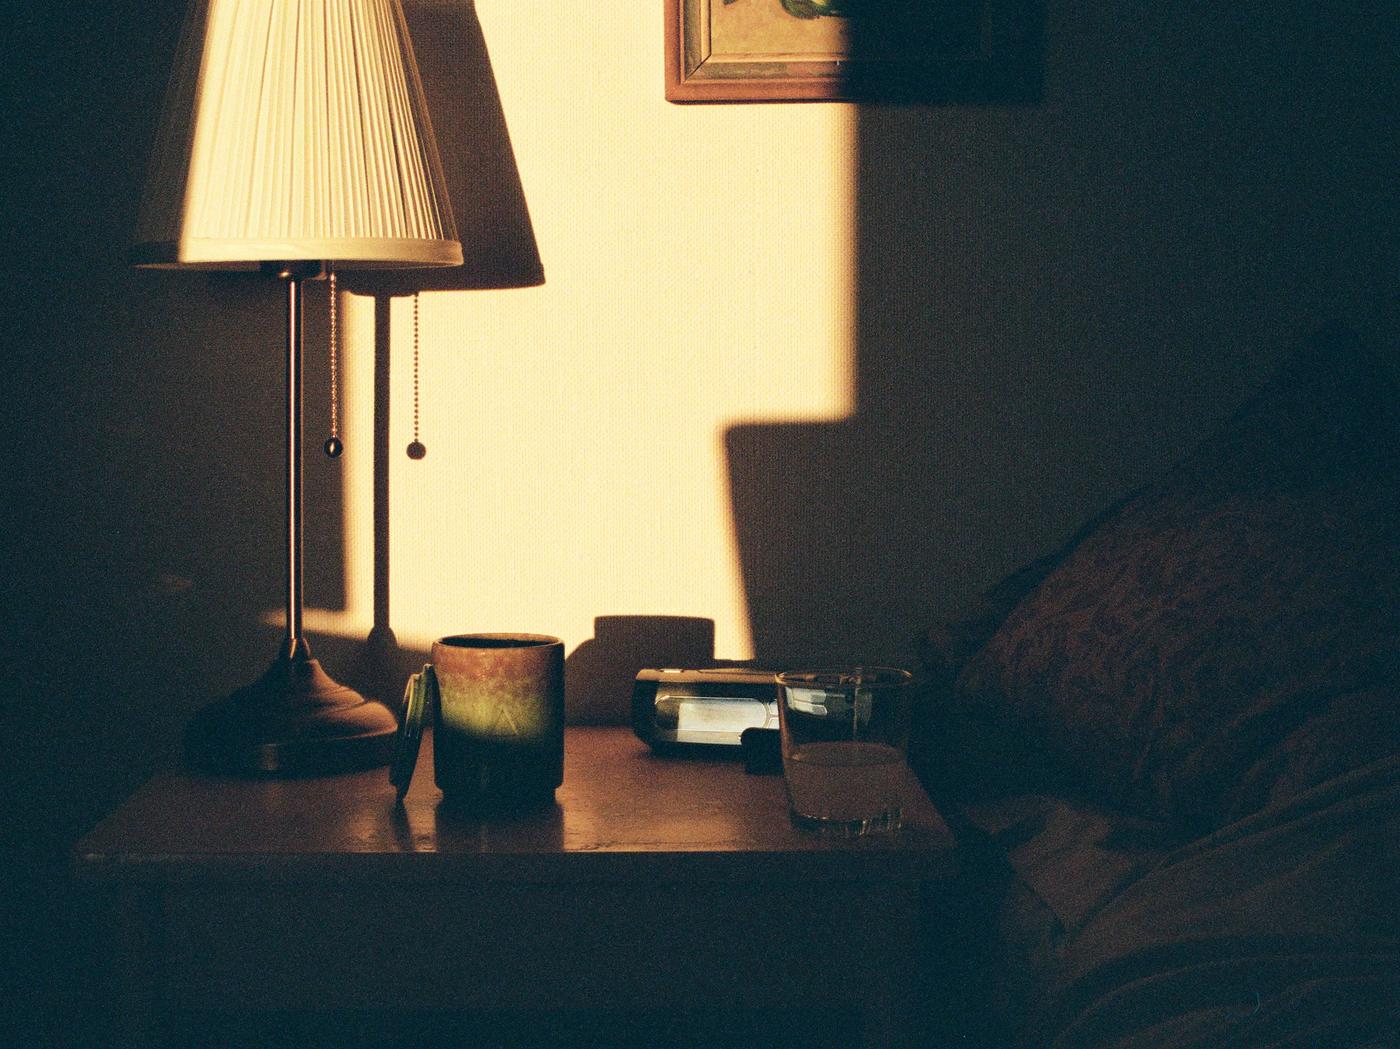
<box><xmin>133</xmin><ymin>0</ymin><xmax>462</xmax><ymax>774</ymax></box>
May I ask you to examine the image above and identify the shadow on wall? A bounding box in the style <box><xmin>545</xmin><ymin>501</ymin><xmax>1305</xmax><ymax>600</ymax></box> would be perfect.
<box><xmin>727</xmin><ymin>0</ymin><xmax>1046</xmax><ymax>668</ymax></box>
<box><xmin>727</xmin><ymin>0</ymin><xmax>1400</xmax><ymax>669</ymax></box>
<box><xmin>309</xmin><ymin>0</ymin><xmax>544</xmax><ymax>704</ymax></box>
<box><xmin>565</xmin><ymin>616</ymin><xmax>718</xmax><ymax>724</ymax></box>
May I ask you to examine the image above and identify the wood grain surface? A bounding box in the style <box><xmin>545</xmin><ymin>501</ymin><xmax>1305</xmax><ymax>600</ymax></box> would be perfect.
<box><xmin>76</xmin><ymin>727</ymin><xmax>956</xmax><ymax>886</ymax></box>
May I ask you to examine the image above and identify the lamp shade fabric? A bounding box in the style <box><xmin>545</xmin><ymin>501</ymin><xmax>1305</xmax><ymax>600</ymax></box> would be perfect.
<box><xmin>134</xmin><ymin>0</ymin><xmax>462</xmax><ymax>269</ymax></box>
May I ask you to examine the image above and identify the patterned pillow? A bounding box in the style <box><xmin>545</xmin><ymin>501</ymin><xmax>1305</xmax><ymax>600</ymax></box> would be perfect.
<box><xmin>954</xmin><ymin>324</ymin><xmax>1400</xmax><ymax>829</ymax></box>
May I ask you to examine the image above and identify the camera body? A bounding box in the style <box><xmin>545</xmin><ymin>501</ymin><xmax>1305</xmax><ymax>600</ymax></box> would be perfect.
<box><xmin>631</xmin><ymin>667</ymin><xmax>781</xmax><ymax>752</ymax></box>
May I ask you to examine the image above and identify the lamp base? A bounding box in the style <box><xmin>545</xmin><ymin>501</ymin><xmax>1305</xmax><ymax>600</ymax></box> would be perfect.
<box><xmin>185</xmin><ymin>647</ymin><xmax>398</xmax><ymax>775</ymax></box>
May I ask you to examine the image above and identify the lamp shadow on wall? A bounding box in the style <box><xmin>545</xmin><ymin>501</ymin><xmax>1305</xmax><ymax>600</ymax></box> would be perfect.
<box><xmin>309</xmin><ymin>0</ymin><xmax>544</xmax><ymax>703</ymax></box>
<box><xmin>725</xmin><ymin>1</ymin><xmax>1045</xmax><ymax>668</ymax></box>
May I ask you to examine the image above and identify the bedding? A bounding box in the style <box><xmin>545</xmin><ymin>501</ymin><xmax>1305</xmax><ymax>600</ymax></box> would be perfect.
<box><xmin>953</xmin><ymin>322</ymin><xmax>1400</xmax><ymax>829</ymax></box>
<box><xmin>913</xmin><ymin>323</ymin><xmax>1400</xmax><ymax>1047</ymax></box>
<box><xmin>1033</xmin><ymin>755</ymin><xmax>1400</xmax><ymax>1048</ymax></box>
<box><xmin>959</xmin><ymin>763</ymin><xmax>1400</xmax><ymax>1047</ymax></box>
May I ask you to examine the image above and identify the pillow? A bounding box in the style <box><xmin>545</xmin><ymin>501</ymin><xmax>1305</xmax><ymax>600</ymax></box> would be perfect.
<box><xmin>953</xmin><ymin>323</ymin><xmax>1400</xmax><ymax>829</ymax></box>
<box><xmin>911</xmin><ymin>498</ymin><xmax>1134</xmax><ymax>805</ymax></box>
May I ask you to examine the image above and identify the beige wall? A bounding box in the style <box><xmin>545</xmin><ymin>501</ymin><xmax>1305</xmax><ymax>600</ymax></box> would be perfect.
<box><xmin>311</xmin><ymin>4</ymin><xmax>860</xmax><ymax>671</ymax></box>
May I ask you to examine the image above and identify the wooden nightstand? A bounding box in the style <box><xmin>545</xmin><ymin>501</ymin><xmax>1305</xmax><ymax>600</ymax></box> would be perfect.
<box><xmin>76</xmin><ymin>726</ymin><xmax>957</xmax><ymax>1047</ymax></box>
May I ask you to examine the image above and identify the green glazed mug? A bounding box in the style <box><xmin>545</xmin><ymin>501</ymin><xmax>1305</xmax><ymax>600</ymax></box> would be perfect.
<box><xmin>396</xmin><ymin>634</ymin><xmax>565</xmax><ymax>811</ymax></box>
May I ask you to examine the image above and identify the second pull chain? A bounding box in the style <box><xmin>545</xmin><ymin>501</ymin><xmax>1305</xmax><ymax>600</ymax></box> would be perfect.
<box><xmin>407</xmin><ymin>292</ymin><xmax>425</xmax><ymax>460</ymax></box>
<box><xmin>324</xmin><ymin>270</ymin><xmax>343</xmax><ymax>458</ymax></box>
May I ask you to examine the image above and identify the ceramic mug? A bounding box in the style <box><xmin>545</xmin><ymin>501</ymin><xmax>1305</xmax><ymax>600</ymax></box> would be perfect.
<box><xmin>405</xmin><ymin>633</ymin><xmax>565</xmax><ymax>810</ymax></box>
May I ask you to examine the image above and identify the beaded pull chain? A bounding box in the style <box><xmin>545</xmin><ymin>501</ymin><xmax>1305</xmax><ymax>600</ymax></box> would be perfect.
<box><xmin>323</xmin><ymin>269</ymin><xmax>343</xmax><ymax>458</ymax></box>
<box><xmin>323</xmin><ymin>281</ymin><xmax>426</xmax><ymax>461</ymax></box>
<box><xmin>406</xmin><ymin>292</ymin><xmax>426</xmax><ymax>460</ymax></box>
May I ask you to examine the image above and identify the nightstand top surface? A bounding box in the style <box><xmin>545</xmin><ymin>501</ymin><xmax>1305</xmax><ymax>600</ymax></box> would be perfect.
<box><xmin>76</xmin><ymin>726</ymin><xmax>955</xmax><ymax>885</ymax></box>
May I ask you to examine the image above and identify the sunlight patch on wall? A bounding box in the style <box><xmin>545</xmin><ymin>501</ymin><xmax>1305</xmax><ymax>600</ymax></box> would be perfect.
<box><xmin>305</xmin><ymin>3</ymin><xmax>856</xmax><ymax>665</ymax></box>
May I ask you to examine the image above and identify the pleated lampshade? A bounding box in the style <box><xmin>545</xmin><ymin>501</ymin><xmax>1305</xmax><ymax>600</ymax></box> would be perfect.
<box><xmin>133</xmin><ymin>0</ymin><xmax>462</xmax><ymax>270</ymax></box>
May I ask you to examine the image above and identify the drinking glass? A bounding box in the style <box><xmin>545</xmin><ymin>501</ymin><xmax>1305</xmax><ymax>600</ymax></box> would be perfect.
<box><xmin>775</xmin><ymin>667</ymin><xmax>914</xmax><ymax>836</ymax></box>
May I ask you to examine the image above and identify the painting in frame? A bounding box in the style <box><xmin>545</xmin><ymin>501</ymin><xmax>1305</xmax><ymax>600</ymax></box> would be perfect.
<box><xmin>665</xmin><ymin>0</ymin><xmax>1042</xmax><ymax>104</ymax></box>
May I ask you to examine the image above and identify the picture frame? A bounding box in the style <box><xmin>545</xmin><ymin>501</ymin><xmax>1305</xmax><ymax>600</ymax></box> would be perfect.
<box><xmin>664</xmin><ymin>0</ymin><xmax>1042</xmax><ymax>104</ymax></box>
